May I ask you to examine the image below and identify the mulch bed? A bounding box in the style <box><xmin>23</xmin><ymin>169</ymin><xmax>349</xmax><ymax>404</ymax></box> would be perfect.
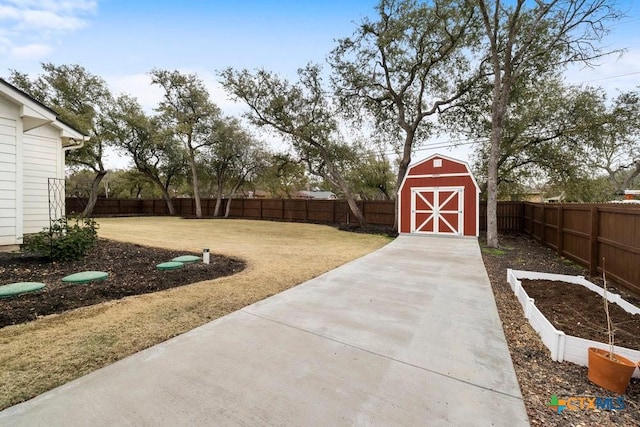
<box><xmin>482</xmin><ymin>233</ymin><xmax>639</xmax><ymax>426</ymax></box>
<box><xmin>521</xmin><ymin>279</ymin><xmax>640</xmax><ymax>350</ymax></box>
<box><xmin>0</xmin><ymin>239</ymin><xmax>245</xmax><ymax>328</ymax></box>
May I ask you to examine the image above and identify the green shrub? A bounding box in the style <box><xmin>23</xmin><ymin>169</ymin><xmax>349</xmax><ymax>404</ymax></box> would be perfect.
<box><xmin>23</xmin><ymin>216</ymin><xmax>99</xmax><ymax>262</ymax></box>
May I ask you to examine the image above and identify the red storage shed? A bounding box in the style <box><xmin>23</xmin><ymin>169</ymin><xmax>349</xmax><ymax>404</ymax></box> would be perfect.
<box><xmin>398</xmin><ymin>154</ymin><xmax>480</xmax><ymax>237</ymax></box>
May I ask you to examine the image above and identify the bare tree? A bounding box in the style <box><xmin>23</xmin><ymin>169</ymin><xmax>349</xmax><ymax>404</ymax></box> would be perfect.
<box><xmin>477</xmin><ymin>0</ymin><xmax>622</xmax><ymax>247</ymax></box>
<box><xmin>331</xmin><ymin>0</ymin><xmax>483</xmax><ymax>229</ymax></box>
<box><xmin>200</xmin><ymin>117</ymin><xmax>268</xmax><ymax>217</ymax></box>
<box><xmin>150</xmin><ymin>69</ymin><xmax>221</xmax><ymax>218</ymax></box>
<box><xmin>579</xmin><ymin>88</ymin><xmax>640</xmax><ymax>193</ymax></box>
<box><xmin>220</xmin><ymin>65</ymin><xmax>367</xmax><ymax>226</ymax></box>
<box><xmin>105</xmin><ymin>95</ymin><xmax>186</xmax><ymax>214</ymax></box>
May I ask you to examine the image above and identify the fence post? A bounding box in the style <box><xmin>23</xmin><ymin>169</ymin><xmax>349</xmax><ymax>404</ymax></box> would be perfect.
<box><xmin>540</xmin><ymin>204</ymin><xmax>546</xmax><ymax>243</ymax></box>
<box><xmin>305</xmin><ymin>200</ymin><xmax>309</xmax><ymax>221</ymax></box>
<box><xmin>332</xmin><ymin>200</ymin><xmax>336</xmax><ymax>223</ymax></box>
<box><xmin>281</xmin><ymin>199</ymin><xmax>285</xmax><ymax>221</ymax></box>
<box><xmin>259</xmin><ymin>199</ymin><xmax>263</xmax><ymax>219</ymax></box>
<box><xmin>589</xmin><ymin>206</ymin><xmax>599</xmax><ymax>276</ymax></box>
<box><xmin>557</xmin><ymin>205</ymin><xmax>563</xmax><ymax>257</ymax></box>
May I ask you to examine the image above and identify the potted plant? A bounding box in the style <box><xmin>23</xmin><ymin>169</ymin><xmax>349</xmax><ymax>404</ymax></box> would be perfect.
<box><xmin>587</xmin><ymin>258</ymin><xmax>637</xmax><ymax>394</ymax></box>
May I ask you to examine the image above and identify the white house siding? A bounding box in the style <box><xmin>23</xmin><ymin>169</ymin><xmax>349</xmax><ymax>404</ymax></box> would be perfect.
<box><xmin>22</xmin><ymin>125</ymin><xmax>63</xmax><ymax>234</ymax></box>
<box><xmin>0</xmin><ymin>98</ymin><xmax>18</xmax><ymax>246</ymax></box>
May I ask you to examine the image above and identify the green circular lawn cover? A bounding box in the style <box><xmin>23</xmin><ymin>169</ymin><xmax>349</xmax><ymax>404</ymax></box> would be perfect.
<box><xmin>0</xmin><ymin>282</ymin><xmax>46</xmax><ymax>298</ymax></box>
<box><xmin>157</xmin><ymin>261</ymin><xmax>184</xmax><ymax>270</ymax></box>
<box><xmin>171</xmin><ymin>255</ymin><xmax>201</xmax><ymax>263</ymax></box>
<box><xmin>62</xmin><ymin>271</ymin><xmax>109</xmax><ymax>284</ymax></box>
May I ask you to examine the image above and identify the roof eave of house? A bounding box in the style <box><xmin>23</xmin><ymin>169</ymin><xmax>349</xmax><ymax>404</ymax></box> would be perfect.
<box><xmin>0</xmin><ymin>78</ymin><xmax>89</xmax><ymax>144</ymax></box>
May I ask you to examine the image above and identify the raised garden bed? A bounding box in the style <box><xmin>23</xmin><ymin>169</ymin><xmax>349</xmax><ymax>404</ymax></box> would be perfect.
<box><xmin>507</xmin><ymin>269</ymin><xmax>640</xmax><ymax>378</ymax></box>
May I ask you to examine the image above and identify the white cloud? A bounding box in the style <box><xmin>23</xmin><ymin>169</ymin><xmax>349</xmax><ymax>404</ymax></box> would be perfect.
<box><xmin>198</xmin><ymin>70</ymin><xmax>249</xmax><ymax>118</ymax></box>
<box><xmin>109</xmin><ymin>68</ymin><xmax>249</xmax><ymax>118</ymax></box>
<box><xmin>21</xmin><ymin>10</ymin><xmax>88</xmax><ymax>31</ymax></box>
<box><xmin>3</xmin><ymin>0</ymin><xmax>97</xmax><ymax>14</ymax></box>
<box><xmin>0</xmin><ymin>5</ymin><xmax>19</xmax><ymax>19</ymax></box>
<box><xmin>0</xmin><ymin>0</ymin><xmax>96</xmax><ymax>60</ymax></box>
<box><xmin>108</xmin><ymin>73</ymin><xmax>164</xmax><ymax>112</ymax></box>
<box><xmin>11</xmin><ymin>42</ymin><xmax>52</xmax><ymax>59</ymax></box>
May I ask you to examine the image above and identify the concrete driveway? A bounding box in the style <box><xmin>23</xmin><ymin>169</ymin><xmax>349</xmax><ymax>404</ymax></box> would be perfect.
<box><xmin>0</xmin><ymin>235</ymin><xmax>529</xmax><ymax>426</ymax></box>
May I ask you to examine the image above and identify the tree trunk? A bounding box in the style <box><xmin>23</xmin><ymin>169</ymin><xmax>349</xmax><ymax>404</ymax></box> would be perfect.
<box><xmin>345</xmin><ymin>192</ymin><xmax>365</xmax><ymax>226</ymax></box>
<box><xmin>224</xmin><ymin>198</ymin><xmax>232</xmax><ymax>218</ymax></box>
<box><xmin>486</xmin><ymin>125</ymin><xmax>501</xmax><ymax>248</ymax></box>
<box><xmin>323</xmin><ymin>156</ymin><xmax>365</xmax><ymax>227</ymax></box>
<box><xmin>379</xmin><ymin>185</ymin><xmax>391</xmax><ymax>201</ymax></box>
<box><xmin>214</xmin><ymin>190</ymin><xmax>223</xmax><ymax>217</ymax></box>
<box><xmin>144</xmin><ymin>174</ymin><xmax>176</xmax><ymax>215</ymax></box>
<box><xmin>187</xmin><ymin>149</ymin><xmax>202</xmax><ymax>218</ymax></box>
<box><xmin>393</xmin><ymin>131</ymin><xmax>415</xmax><ymax>231</ymax></box>
<box><xmin>82</xmin><ymin>170</ymin><xmax>107</xmax><ymax>217</ymax></box>
<box><xmin>342</xmin><ymin>189</ymin><xmax>365</xmax><ymax>227</ymax></box>
<box><xmin>159</xmin><ymin>186</ymin><xmax>176</xmax><ymax>215</ymax></box>
<box><xmin>620</xmin><ymin>160</ymin><xmax>640</xmax><ymax>192</ymax></box>
<box><xmin>213</xmin><ymin>174</ymin><xmax>224</xmax><ymax>217</ymax></box>
<box><xmin>224</xmin><ymin>183</ymin><xmax>242</xmax><ymax>218</ymax></box>
<box><xmin>487</xmin><ymin>76</ymin><xmax>509</xmax><ymax>248</ymax></box>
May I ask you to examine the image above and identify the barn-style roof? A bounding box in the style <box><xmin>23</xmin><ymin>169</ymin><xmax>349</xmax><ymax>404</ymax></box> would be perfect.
<box><xmin>398</xmin><ymin>153</ymin><xmax>480</xmax><ymax>237</ymax></box>
<box><xmin>399</xmin><ymin>153</ymin><xmax>480</xmax><ymax>194</ymax></box>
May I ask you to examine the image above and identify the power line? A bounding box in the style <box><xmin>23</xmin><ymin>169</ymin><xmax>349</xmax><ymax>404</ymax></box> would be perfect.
<box><xmin>578</xmin><ymin>70</ymin><xmax>640</xmax><ymax>84</ymax></box>
<box><xmin>380</xmin><ymin>138</ymin><xmax>485</xmax><ymax>156</ymax></box>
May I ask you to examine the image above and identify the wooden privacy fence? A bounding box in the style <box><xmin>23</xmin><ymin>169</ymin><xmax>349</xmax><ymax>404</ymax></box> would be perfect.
<box><xmin>523</xmin><ymin>203</ymin><xmax>640</xmax><ymax>294</ymax></box>
<box><xmin>66</xmin><ymin>198</ymin><xmax>524</xmax><ymax>231</ymax></box>
<box><xmin>225</xmin><ymin>199</ymin><xmax>397</xmax><ymax>225</ymax></box>
<box><xmin>479</xmin><ymin>201</ymin><xmax>523</xmax><ymax>232</ymax></box>
<box><xmin>66</xmin><ymin>197</ymin><xmax>640</xmax><ymax>292</ymax></box>
<box><xmin>66</xmin><ymin>198</ymin><xmax>396</xmax><ymax>226</ymax></box>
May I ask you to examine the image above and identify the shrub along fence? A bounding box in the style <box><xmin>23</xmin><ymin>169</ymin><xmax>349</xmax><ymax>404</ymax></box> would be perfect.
<box><xmin>523</xmin><ymin>203</ymin><xmax>640</xmax><ymax>294</ymax></box>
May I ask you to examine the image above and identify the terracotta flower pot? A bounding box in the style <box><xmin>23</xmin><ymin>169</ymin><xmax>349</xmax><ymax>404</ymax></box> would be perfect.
<box><xmin>587</xmin><ymin>347</ymin><xmax>637</xmax><ymax>394</ymax></box>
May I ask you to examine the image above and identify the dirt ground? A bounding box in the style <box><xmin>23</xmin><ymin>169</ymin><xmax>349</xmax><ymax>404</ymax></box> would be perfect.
<box><xmin>0</xmin><ymin>240</ymin><xmax>245</xmax><ymax>328</ymax></box>
<box><xmin>481</xmin><ymin>233</ymin><xmax>639</xmax><ymax>426</ymax></box>
<box><xmin>521</xmin><ymin>279</ymin><xmax>639</xmax><ymax>350</ymax></box>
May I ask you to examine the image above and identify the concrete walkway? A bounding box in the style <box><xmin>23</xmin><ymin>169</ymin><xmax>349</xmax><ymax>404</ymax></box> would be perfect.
<box><xmin>0</xmin><ymin>236</ymin><xmax>529</xmax><ymax>426</ymax></box>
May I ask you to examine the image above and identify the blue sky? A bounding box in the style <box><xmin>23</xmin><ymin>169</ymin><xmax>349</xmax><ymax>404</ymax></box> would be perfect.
<box><xmin>1</xmin><ymin>0</ymin><xmax>639</xmax><ymax>168</ymax></box>
<box><xmin>2</xmin><ymin>0</ymin><xmax>379</xmax><ymax>108</ymax></box>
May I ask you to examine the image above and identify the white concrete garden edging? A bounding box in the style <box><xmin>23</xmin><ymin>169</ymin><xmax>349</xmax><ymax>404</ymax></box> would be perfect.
<box><xmin>507</xmin><ymin>269</ymin><xmax>640</xmax><ymax>378</ymax></box>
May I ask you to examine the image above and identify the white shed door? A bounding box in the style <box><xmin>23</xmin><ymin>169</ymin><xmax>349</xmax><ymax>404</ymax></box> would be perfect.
<box><xmin>411</xmin><ymin>187</ymin><xmax>464</xmax><ymax>235</ymax></box>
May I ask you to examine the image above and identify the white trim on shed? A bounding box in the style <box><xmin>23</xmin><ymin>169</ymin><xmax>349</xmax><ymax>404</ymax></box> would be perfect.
<box><xmin>398</xmin><ymin>153</ymin><xmax>480</xmax><ymax>237</ymax></box>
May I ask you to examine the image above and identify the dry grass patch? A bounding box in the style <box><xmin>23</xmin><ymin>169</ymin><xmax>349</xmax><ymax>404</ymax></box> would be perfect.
<box><xmin>0</xmin><ymin>218</ymin><xmax>390</xmax><ymax>409</ymax></box>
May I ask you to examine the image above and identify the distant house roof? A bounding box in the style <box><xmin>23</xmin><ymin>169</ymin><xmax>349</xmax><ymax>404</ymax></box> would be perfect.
<box><xmin>544</xmin><ymin>191</ymin><xmax>566</xmax><ymax>203</ymax></box>
<box><xmin>0</xmin><ymin>78</ymin><xmax>88</xmax><ymax>146</ymax></box>
<box><xmin>242</xmin><ymin>190</ymin><xmax>271</xmax><ymax>198</ymax></box>
<box><xmin>295</xmin><ymin>190</ymin><xmax>337</xmax><ymax>200</ymax></box>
